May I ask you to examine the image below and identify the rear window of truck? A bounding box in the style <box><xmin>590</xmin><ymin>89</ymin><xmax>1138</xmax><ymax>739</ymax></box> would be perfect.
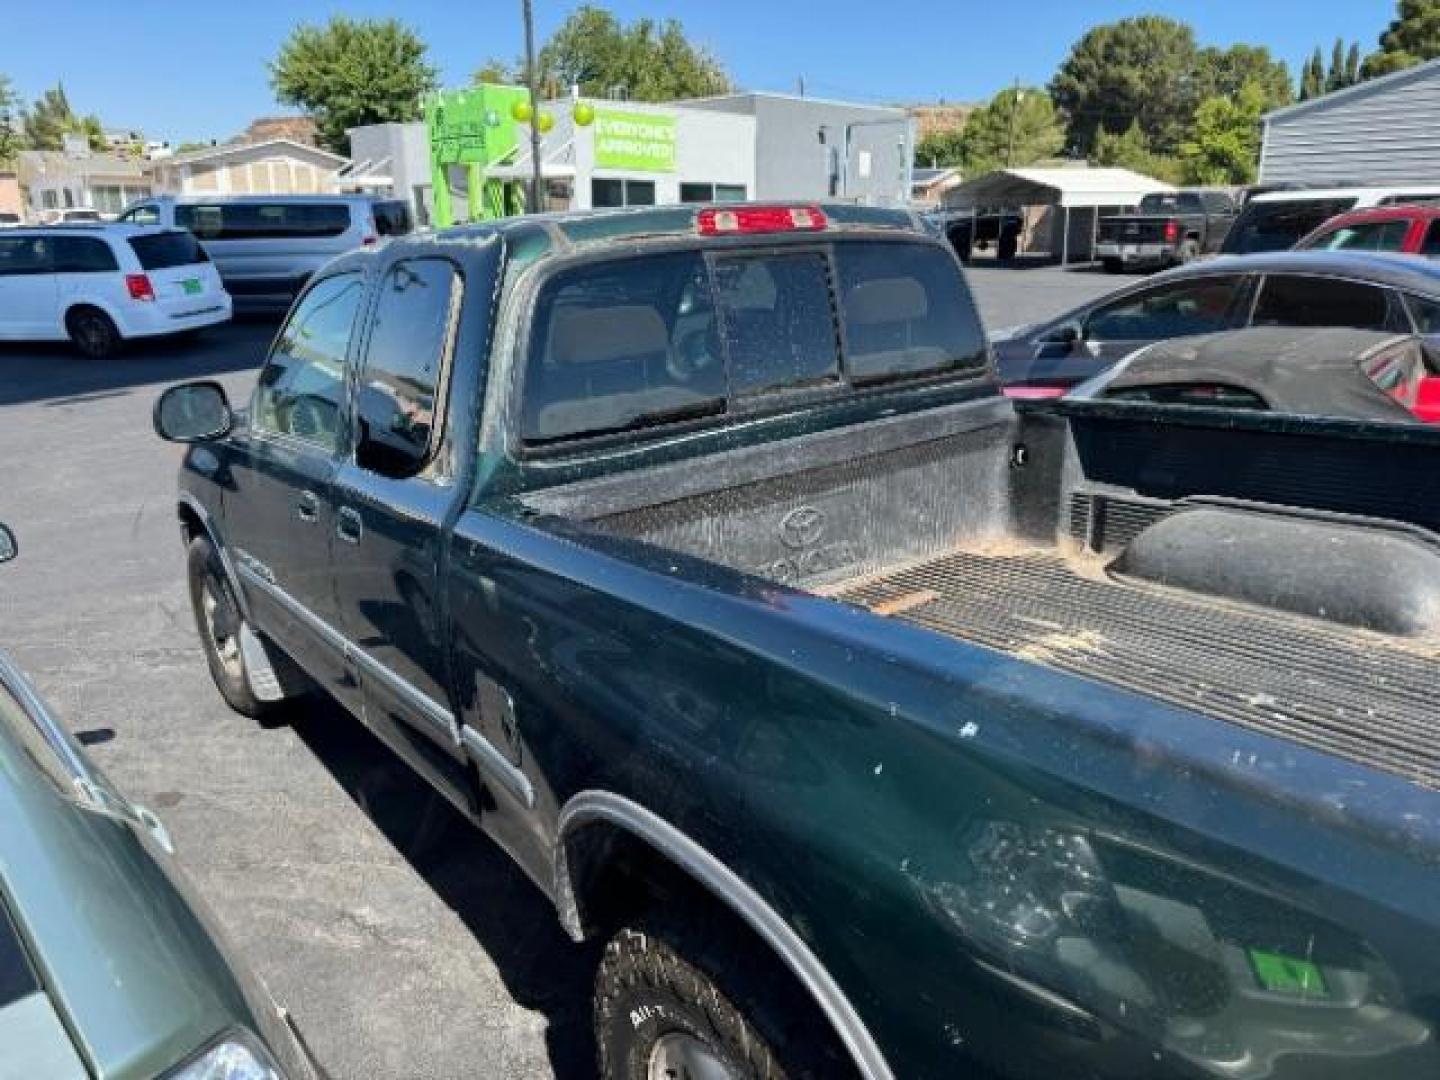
<box><xmin>128</xmin><ymin>231</ymin><xmax>209</xmax><ymax>270</ymax></box>
<box><xmin>521</xmin><ymin>240</ymin><xmax>984</xmax><ymax>443</ymax></box>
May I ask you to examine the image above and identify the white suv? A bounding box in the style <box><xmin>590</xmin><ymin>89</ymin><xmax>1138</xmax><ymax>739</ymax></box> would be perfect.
<box><xmin>0</xmin><ymin>225</ymin><xmax>231</xmax><ymax>357</ymax></box>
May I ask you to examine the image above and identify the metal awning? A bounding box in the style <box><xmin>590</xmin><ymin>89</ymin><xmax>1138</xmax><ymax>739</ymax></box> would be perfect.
<box><xmin>334</xmin><ymin>156</ymin><xmax>393</xmax><ymax>188</ymax></box>
<box><xmin>947</xmin><ymin>166</ymin><xmax>1173</xmax><ymax>210</ymax></box>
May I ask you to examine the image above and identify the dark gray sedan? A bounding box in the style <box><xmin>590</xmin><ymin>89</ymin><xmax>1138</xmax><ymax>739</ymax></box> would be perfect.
<box><xmin>0</xmin><ymin>523</ymin><xmax>316</xmax><ymax>1080</ymax></box>
<box><xmin>991</xmin><ymin>250</ymin><xmax>1440</xmax><ymax>390</ymax></box>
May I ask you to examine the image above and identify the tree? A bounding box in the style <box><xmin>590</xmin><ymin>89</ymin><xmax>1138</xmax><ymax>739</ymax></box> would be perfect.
<box><xmin>1346</xmin><ymin>42</ymin><xmax>1363</xmax><ymax>85</ymax></box>
<box><xmin>536</xmin><ymin>6</ymin><xmax>729</xmax><ymax>101</ymax></box>
<box><xmin>0</xmin><ymin>75</ymin><xmax>22</xmax><ymax>166</ymax></box>
<box><xmin>270</xmin><ymin>17</ymin><xmax>438</xmax><ymax>152</ymax></box>
<box><xmin>1363</xmin><ymin>0</ymin><xmax>1440</xmax><ymax>78</ymax></box>
<box><xmin>1193</xmin><ymin>44</ymin><xmax>1292</xmax><ymax>111</ymax></box>
<box><xmin>1326</xmin><ymin>38</ymin><xmax>1348</xmax><ymax>92</ymax></box>
<box><xmin>955</xmin><ymin>86</ymin><xmax>1064</xmax><ymax>175</ymax></box>
<box><xmin>21</xmin><ymin>84</ymin><xmax>104</xmax><ymax>152</ymax></box>
<box><xmin>471</xmin><ymin>58</ymin><xmax>514</xmax><ymax>85</ymax></box>
<box><xmin>914</xmin><ymin>128</ymin><xmax>966</xmax><ymax>169</ymax></box>
<box><xmin>1299</xmin><ymin>48</ymin><xmax>1324</xmax><ymax>99</ymax></box>
<box><xmin>1180</xmin><ymin>81</ymin><xmax>1267</xmax><ymax>184</ymax></box>
<box><xmin>1050</xmin><ymin>17</ymin><xmax>1199</xmax><ymax>158</ymax></box>
<box><xmin>1092</xmin><ymin>120</ymin><xmax>1184</xmax><ymax>184</ymax></box>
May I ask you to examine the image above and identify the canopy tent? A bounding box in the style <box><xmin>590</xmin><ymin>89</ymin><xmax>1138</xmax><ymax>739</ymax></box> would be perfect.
<box><xmin>944</xmin><ymin>166</ymin><xmax>1175</xmax><ymax>263</ymax></box>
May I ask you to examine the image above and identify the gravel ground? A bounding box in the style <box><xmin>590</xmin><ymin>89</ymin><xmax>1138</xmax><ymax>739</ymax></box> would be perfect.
<box><xmin>0</xmin><ymin>263</ymin><xmax>1125</xmax><ymax>1079</ymax></box>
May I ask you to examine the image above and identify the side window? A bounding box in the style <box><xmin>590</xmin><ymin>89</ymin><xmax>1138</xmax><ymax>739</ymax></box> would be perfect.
<box><xmin>713</xmin><ymin>253</ymin><xmax>840</xmax><ymax>396</ymax></box>
<box><xmin>834</xmin><ymin>241</ymin><xmax>986</xmax><ymax>382</ymax></box>
<box><xmin>120</xmin><ymin>204</ymin><xmax>160</xmax><ymax>226</ymax></box>
<box><xmin>522</xmin><ymin>252</ymin><xmax>726</xmax><ymax>442</ymax></box>
<box><xmin>1420</xmin><ymin>220</ymin><xmax>1440</xmax><ymax>257</ymax></box>
<box><xmin>1305</xmin><ymin>220</ymin><xmax>1410</xmax><ymax>252</ymax></box>
<box><xmin>52</xmin><ymin>236</ymin><xmax>119</xmax><ymax>274</ymax></box>
<box><xmin>354</xmin><ymin>259</ymin><xmax>459</xmax><ymax>477</ymax></box>
<box><xmin>373</xmin><ymin>201</ymin><xmax>414</xmax><ymax>237</ymax></box>
<box><xmin>1404</xmin><ymin>292</ymin><xmax>1440</xmax><ymax>334</ymax></box>
<box><xmin>253</xmin><ymin>273</ymin><xmax>365</xmax><ymax>451</ymax></box>
<box><xmin>1086</xmin><ymin>276</ymin><xmax>1245</xmax><ymax>341</ymax></box>
<box><xmin>0</xmin><ymin>236</ymin><xmax>53</xmax><ymax>276</ymax></box>
<box><xmin>1251</xmin><ymin>275</ymin><xmax>1401</xmax><ymax>331</ymax></box>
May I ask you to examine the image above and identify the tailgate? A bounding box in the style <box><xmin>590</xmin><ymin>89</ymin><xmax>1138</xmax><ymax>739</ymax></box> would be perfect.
<box><xmin>1098</xmin><ymin>217</ymin><xmax>1169</xmax><ymax>243</ymax></box>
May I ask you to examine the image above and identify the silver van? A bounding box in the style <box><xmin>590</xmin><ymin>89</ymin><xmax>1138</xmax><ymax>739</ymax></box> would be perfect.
<box><xmin>116</xmin><ymin>194</ymin><xmax>413</xmax><ymax>308</ymax></box>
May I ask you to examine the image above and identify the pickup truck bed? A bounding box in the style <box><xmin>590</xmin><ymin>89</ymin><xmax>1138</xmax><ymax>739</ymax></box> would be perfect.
<box><xmin>529</xmin><ymin>396</ymin><xmax>1439</xmax><ymax>792</ymax></box>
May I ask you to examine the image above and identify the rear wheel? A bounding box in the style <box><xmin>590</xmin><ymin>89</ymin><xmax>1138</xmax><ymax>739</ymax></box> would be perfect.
<box><xmin>66</xmin><ymin>307</ymin><xmax>121</xmax><ymax>358</ymax></box>
<box><xmin>594</xmin><ymin>907</ymin><xmax>853</xmax><ymax>1080</ymax></box>
<box><xmin>186</xmin><ymin>535</ymin><xmax>274</xmax><ymax>719</ymax></box>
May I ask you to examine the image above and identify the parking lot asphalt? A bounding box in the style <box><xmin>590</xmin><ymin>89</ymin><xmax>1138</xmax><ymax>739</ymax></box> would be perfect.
<box><xmin>0</xmin><ymin>264</ymin><xmax>1129</xmax><ymax>1079</ymax></box>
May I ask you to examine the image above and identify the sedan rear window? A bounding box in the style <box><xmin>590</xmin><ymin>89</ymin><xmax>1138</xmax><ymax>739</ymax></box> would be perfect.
<box><xmin>129</xmin><ymin>231</ymin><xmax>210</xmax><ymax>270</ymax></box>
<box><xmin>1251</xmin><ymin>275</ymin><xmax>1401</xmax><ymax>331</ymax></box>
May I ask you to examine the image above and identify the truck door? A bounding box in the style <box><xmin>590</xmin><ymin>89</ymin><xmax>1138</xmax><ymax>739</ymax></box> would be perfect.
<box><xmin>224</xmin><ymin>271</ymin><xmax>366</xmax><ymax>705</ymax></box>
<box><xmin>330</xmin><ymin>254</ymin><xmax>473</xmax><ymax>812</ymax></box>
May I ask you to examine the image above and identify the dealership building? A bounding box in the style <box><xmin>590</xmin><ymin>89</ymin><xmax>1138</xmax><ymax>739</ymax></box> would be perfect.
<box><xmin>347</xmin><ymin>92</ymin><xmax>914</xmax><ymax>225</ymax></box>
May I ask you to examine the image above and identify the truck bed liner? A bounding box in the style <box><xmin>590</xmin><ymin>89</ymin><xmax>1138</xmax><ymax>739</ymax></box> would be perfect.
<box><xmin>833</xmin><ymin>547</ymin><xmax>1439</xmax><ymax>790</ymax></box>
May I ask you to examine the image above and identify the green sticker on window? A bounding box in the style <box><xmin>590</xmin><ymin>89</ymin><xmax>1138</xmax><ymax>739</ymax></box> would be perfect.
<box><xmin>1249</xmin><ymin>949</ymin><xmax>1329</xmax><ymax>998</ymax></box>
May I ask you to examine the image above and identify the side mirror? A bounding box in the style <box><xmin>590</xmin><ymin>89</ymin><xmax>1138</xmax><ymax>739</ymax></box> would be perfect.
<box><xmin>1046</xmin><ymin>322</ymin><xmax>1082</xmax><ymax>346</ymax></box>
<box><xmin>1413</xmin><ymin>375</ymin><xmax>1440</xmax><ymax>424</ymax></box>
<box><xmin>154</xmin><ymin>381</ymin><xmax>233</xmax><ymax>443</ymax></box>
<box><xmin>0</xmin><ymin>524</ymin><xmax>15</xmax><ymax>565</ymax></box>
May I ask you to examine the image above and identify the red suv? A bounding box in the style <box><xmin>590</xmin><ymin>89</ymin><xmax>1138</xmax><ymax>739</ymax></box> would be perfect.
<box><xmin>1294</xmin><ymin>203</ymin><xmax>1440</xmax><ymax>255</ymax></box>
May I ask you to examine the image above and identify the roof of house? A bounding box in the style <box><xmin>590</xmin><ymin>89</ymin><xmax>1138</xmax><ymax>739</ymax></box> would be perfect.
<box><xmin>151</xmin><ymin>138</ymin><xmax>347</xmax><ymax>168</ymax></box>
<box><xmin>16</xmin><ymin>150</ymin><xmax>148</xmax><ymax>180</ymax></box>
<box><xmin>1264</xmin><ymin>55</ymin><xmax>1440</xmax><ymax>123</ymax></box>
<box><xmin>949</xmin><ymin>166</ymin><xmax>1174</xmax><ymax>209</ymax></box>
<box><xmin>682</xmin><ymin>90</ymin><xmax>907</xmax><ymax>116</ymax></box>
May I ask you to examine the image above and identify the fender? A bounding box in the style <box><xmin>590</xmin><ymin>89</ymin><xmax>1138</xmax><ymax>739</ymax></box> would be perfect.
<box><xmin>554</xmin><ymin>790</ymin><xmax>895</xmax><ymax>1080</ymax></box>
<box><xmin>176</xmin><ymin>490</ymin><xmax>253</xmax><ymax>624</ymax></box>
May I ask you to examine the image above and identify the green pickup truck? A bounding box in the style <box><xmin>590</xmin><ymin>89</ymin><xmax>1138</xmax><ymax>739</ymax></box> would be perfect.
<box><xmin>156</xmin><ymin>204</ymin><xmax>1440</xmax><ymax>1079</ymax></box>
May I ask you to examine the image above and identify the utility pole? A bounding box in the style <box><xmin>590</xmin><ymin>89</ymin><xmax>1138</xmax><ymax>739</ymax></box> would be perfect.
<box><xmin>522</xmin><ymin>0</ymin><xmax>543</xmax><ymax>213</ymax></box>
<box><xmin>1005</xmin><ymin>77</ymin><xmax>1024</xmax><ymax>168</ymax></box>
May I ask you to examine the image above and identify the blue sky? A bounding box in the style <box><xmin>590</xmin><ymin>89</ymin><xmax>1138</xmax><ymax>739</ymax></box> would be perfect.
<box><xmin>4</xmin><ymin>1</ymin><xmax>1394</xmax><ymax>142</ymax></box>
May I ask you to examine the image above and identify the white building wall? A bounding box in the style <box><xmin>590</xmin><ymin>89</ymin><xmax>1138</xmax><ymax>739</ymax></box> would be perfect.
<box><xmin>1261</xmin><ymin>59</ymin><xmax>1440</xmax><ymax>186</ymax></box>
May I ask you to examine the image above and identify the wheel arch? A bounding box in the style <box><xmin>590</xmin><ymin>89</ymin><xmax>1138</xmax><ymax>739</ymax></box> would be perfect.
<box><xmin>62</xmin><ymin>298</ymin><xmax>126</xmax><ymax>337</ymax></box>
<box><xmin>176</xmin><ymin>491</ymin><xmax>254</xmax><ymax>624</ymax></box>
<box><xmin>554</xmin><ymin>790</ymin><xmax>895</xmax><ymax>1080</ymax></box>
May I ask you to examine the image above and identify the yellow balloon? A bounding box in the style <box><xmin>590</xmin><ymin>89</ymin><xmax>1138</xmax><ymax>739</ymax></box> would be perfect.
<box><xmin>573</xmin><ymin>102</ymin><xmax>595</xmax><ymax>127</ymax></box>
<box><xmin>511</xmin><ymin>99</ymin><xmax>533</xmax><ymax>123</ymax></box>
<box><xmin>537</xmin><ymin>112</ymin><xmax>555</xmax><ymax>134</ymax></box>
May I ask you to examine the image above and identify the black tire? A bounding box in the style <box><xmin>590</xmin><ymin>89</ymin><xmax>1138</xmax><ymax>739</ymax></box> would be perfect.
<box><xmin>1174</xmin><ymin>239</ymin><xmax>1201</xmax><ymax>266</ymax></box>
<box><xmin>186</xmin><ymin>535</ymin><xmax>274</xmax><ymax>719</ymax></box>
<box><xmin>998</xmin><ymin>233</ymin><xmax>1018</xmax><ymax>261</ymax></box>
<box><xmin>66</xmin><ymin>306</ymin><xmax>121</xmax><ymax>358</ymax></box>
<box><xmin>595</xmin><ymin>908</ymin><xmax>853</xmax><ymax>1080</ymax></box>
<box><xmin>1102</xmin><ymin>257</ymin><xmax>1124</xmax><ymax>274</ymax></box>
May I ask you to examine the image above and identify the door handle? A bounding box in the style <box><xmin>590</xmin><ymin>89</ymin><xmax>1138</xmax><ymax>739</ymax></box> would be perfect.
<box><xmin>337</xmin><ymin>506</ymin><xmax>363</xmax><ymax>545</ymax></box>
<box><xmin>296</xmin><ymin>490</ymin><xmax>320</xmax><ymax>523</ymax></box>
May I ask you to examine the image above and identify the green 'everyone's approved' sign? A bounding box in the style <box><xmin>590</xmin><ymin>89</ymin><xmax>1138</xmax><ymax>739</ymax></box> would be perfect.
<box><xmin>594</xmin><ymin>109</ymin><xmax>676</xmax><ymax>173</ymax></box>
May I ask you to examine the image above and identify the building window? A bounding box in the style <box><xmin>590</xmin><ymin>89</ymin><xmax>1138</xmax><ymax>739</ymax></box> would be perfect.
<box><xmin>680</xmin><ymin>183</ymin><xmax>748</xmax><ymax>203</ymax></box>
<box><xmin>592</xmin><ymin>178</ymin><xmax>655</xmax><ymax>208</ymax></box>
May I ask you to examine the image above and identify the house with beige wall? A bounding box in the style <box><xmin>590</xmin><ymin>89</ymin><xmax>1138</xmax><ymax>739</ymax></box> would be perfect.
<box><xmin>147</xmin><ymin>138</ymin><xmax>347</xmax><ymax>197</ymax></box>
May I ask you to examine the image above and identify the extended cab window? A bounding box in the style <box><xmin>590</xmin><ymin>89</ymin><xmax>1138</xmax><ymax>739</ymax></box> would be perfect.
<box><xmin>253</xmin><ymin>273</ymin><xmax>365</xmax><ymax>450</ymax></box>
<box><xmin>1251</xmin><ymin>275</ymin><xmax>1404</xmax><ymax>331</ymax></box>
<box><xmin>835</xmin><ymin>242</ymin><xmax>985</xmax><ymax>382</ymax></box>
<box><xmin>523</xmin><ymin>252</ymin><xmax>726</xmax><ymax>442</ymax></box>
<box><xmin>355</xmin><ymin>258</ymin><xmax>460</xmax><ymax>476</ymax></box>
